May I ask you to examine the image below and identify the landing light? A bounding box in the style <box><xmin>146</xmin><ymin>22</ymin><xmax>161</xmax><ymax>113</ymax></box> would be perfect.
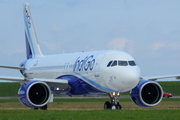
<box><xmin>112</xmin><ymin>92</ymin><xmax>120</xmax><ymax>97</ymax></box>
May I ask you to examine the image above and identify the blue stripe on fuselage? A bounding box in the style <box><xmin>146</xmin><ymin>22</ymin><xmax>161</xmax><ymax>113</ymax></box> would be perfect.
<box><xmin>73</xmin><ymin>72</ymin><xmax>119</xmax><ymax>93</ymax></box>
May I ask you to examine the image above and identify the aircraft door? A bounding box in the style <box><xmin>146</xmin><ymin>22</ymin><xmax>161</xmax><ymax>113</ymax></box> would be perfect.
<box><xmin>94</xmin><ymin>54</ymin><xmax>106</xmax><ymax>77</ymax></box>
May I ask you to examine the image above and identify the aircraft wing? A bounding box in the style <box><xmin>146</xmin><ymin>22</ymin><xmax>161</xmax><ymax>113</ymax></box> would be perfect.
<box><xmin>0</xmin><ymin>65</ymin><xmax>68</xmax><ymax>84</ymax></box>
<box><xmin>0</xmin><ymin>65</ymin><xmax>24</xmax><ymax>70</ymax></box>
<box><xmin>143</xmin><ymin>74</ymin><xmax>180</xmax><ymax>81</ymax></box>
<box><xmin>28</xmin><ymin>78</ymin><xmax>68</xmax><ymax>84</ymax></box>
<box><xmin>0</xmin><ymin>76</ymin><xmax>24</xmax><ymax>81</ymax></box>
<box><xmin>0</xmin><ymin>76</ymin><xmax>68</xmax><ymax>84</ymax></box>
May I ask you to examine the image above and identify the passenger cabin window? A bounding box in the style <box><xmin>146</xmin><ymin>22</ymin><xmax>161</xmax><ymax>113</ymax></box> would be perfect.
<box><xmin>111</xmin><ymin>60</ymin><xmax>117</xmax><ymax>66</ymax></box>
<box><xmin>128</xmin><ymin>61</ymin><xmax>136</xmax><ymax>66</ymax></box>
<box><xmin>107</xmin><ymin>61</ymin><xmax>113</xmax><ymax>67</ymax></box>
<box><xmin>118</xmin><ymin>61</ymin><xmax>128</xmax><ymax>66</ymax></box>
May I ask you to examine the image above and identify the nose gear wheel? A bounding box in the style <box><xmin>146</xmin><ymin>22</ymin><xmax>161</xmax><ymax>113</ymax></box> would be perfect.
<box><xmin>104</xmin><ymin>92</ymin><xmax>122</xmax><ymax>110</ymax></box>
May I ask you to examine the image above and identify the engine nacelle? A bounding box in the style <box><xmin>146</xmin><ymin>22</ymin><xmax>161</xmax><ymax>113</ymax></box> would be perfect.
<box><xmin>130</xmin><ymin>80</ymin><xmax>163</xmax><ymax>107</ymax></box>
<box><xmin>18</xmin><ymin>80</ymin><xmax>51</xmax><ymax>108</ymax></box>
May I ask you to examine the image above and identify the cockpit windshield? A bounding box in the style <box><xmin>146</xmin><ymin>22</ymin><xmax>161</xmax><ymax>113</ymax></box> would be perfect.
<box><xmin>107</xmin><ymin>61</ymin><xmax>113</xmax><ymax>67</ymax></box>
<box><xmin>128</xmin><ymin>61</ymin><xmax>136</xmax><ymax>66</ymax></box>
<box><xmin>118</xmin><ymin>61</ymin><xmax>128</xmax><ymax>66</ymax></box>
<box><xmin>111</xmin><ymin>60</ymin><xmax>117</xmax><ymax>66</ymax></box>
<box><xmin>107</xmin><ymin>60</ymin><xmax>136</xmax><ymax>67</ymax></box>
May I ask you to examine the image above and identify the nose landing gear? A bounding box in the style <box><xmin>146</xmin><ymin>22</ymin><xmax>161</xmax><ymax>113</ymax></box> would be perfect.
<box><xmin>104</xmin><ymin>92</ymin><xmax>122</xmax><ymax>110</ymax></box>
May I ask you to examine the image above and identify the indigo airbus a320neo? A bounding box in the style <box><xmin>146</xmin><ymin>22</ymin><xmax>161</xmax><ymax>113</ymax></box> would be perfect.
<box><xmin>0</xmin><ymin>3</ymin><xmax>179</xmax><ymax>110</ymax></box>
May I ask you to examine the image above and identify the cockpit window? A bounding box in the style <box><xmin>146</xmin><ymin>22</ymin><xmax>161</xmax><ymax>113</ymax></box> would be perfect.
<box><xmin>107</xmin><ymin>61</ymin><xmax>113</xmax><ymax>67</ymax></box>
<box><xmin>128</xmin><ymin>61</ymin><xmax>136</xmax><ymax>66</ymax></box>
<box><xmin>111</xmin><ymin>60</ymin><xmax>117</xmax><ymax>67</ymax></box>
<box><xmin>118</xmin><ymin>61</ymin><xmax>128</xmax><ymax>66</ymax></box>
<box><xmin>107</xmin><ymin>60</ymin><xmax>136</xmax><ymax>67</ymax></box>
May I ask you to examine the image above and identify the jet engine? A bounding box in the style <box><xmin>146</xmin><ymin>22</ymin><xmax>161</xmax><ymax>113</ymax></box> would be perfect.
<box><xmin>130</xmin><ymin>80</ymin><xmax>163</xmax><ymax>107</ymax></box>
<box><xmin>18</xmin><ymin>80</ymin><xmax>51</xmax><ymax>108</ymax></box>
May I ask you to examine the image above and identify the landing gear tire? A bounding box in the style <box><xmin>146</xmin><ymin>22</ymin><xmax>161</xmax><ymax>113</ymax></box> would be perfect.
<box><xmin>111</xmin><ymin>105</ymin><xmax>116</xmax><ymax>110</ymax></box>
<box><xmin>32</xmin><ymin>104</ymin><xmax>47</xmax><ymax>110</ymax></box>
<box><xmin>40</xmin><ymin>104</ymin><xmax>47</xmax><ymax>110</ymax></box>
<box><xmin>116</xmin><ymin>102</ymin><xmax>122</xmax><ymax>109</ymax></box>
<box><xmin>32</xmin><ymin>108</ymin><xmax>38</xmax><ymax>110</ymax></box>
<box><xmin>104</xmin><ymin>101</ymin><xmax>111</xmax><ymax>109</ymax></box>
<box><xmin>104</xmin><ymin>92</ymin><xmax>122</xmax><ymax>110</ymax></box>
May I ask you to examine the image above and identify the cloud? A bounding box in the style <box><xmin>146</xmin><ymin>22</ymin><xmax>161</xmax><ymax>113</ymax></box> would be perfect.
<box><xmin>151</xmin><ymin>41</ymin><xmax>180</xmax><ymax>51</ymax></box>
<box><xmin>167</xmin><ymin>42</ymin><xmax>180</xmax><ymax>50</ymax></box>
<box><xmin>2</xmin><ymin>48</ymin><xmax>25</xmax><ymax>56</ymax></box>
<box><xmin>144</xmin><ymin>41</ymin><xmax>180</xmax><ymax>58</ymax></box>
<box><xmin>151</xmin><ymin>41</ymin><xmax>167</xmax><ymax>51</ymax></box>
<box><xmin>51</xmin><ymin>24</ymin><xmax>60</xmax><ymax>32</ymax></box>
<box><xmin>107</xmin><ymin>38</ymin><xmax>129</xmax><ymax>50</ymax></box>
<box><xmin>43</xmin><ymin>41</ymin><xmax>61</xmax><ymax>52</ymax></box>
<box><xmin>107</xmin><ymin>38</ymin><xmax>135</xmax><ymax>54</ymax></box>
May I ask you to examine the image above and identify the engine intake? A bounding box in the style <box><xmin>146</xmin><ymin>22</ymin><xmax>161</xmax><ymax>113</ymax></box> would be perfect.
<box><xmin>18</xmin><ymin>80</ymin><xmax>51</xmax><ymax>108</ymax></box>
<box><xmin>130</xmin><ymin>80</ymin><xmax>163</xmax><ymax>107</ymax></box>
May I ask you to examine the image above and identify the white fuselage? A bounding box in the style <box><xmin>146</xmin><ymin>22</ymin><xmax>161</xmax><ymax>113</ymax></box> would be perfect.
<box><xmin>23</xmin><ymin>50</ymin><xmax>141</xmax><ymax>93</ymax></box>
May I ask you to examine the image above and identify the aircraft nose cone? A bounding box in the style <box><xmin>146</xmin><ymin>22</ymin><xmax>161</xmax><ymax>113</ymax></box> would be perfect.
<box><xmin>115</xmin><ymin>67</ymin><xmax>141</xmax><ymax>91</ymax></box>
<box><xmin>126</xmin><ymin>68</ymin><xmax>140</xmax><ymax>85</ymax></box>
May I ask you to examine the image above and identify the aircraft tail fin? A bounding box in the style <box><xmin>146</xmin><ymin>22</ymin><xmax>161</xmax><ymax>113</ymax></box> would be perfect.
<box><xmin>23</xmin><ymin>3</ymin><xmax>43</xmax><ymax>59</ymax></box>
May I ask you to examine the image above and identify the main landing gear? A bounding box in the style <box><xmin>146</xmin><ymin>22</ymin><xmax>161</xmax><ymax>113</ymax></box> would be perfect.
<box><xmin>104</xmin><ymin>92</ymin><xmax>122</xmax><ymax>110</ymax></box>
<box><xmin>32</xmin><ymin>104</ymin><xmax>48</xmax><ymax>110</ymax></box>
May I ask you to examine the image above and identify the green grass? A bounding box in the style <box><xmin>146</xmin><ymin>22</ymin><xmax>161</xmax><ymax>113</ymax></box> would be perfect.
<box><xmin>0</xmin><ymin>98</ymin><xmax>180</xmax><ymax>119</ymax></box>
<box><xmin>0</xmin><ymin>99</ymin><xmax>19</xmax><ymax>103</ymax></box>
<box><xmin>0</xmin><ymin>110</ymin><xmax>179</xmax><ymax>120</ymax></box>
<box><xmin>158</xmin><ymin>81</ymin><xmax>180</xmax><ymax>96</ymax></box>
<box><xmin>0</xmin><ymin>82</ymin><xmax>20</xmax><ymax>97</ymax></box>
<box><xmin>0</xmin><ymin>81</ymin><xmax>180</xmax><ymax>120</ymax></box>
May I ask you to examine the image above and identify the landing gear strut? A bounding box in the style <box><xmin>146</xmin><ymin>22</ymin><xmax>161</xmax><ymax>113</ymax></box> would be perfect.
<box><xmin>104</xmin><ymin>92</ymin><xmax>122</xmax><ymax>110</ymax></box>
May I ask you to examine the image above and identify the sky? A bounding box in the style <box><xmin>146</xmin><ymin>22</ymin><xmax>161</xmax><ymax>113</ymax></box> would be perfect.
<box><xmin>0</xmin><ymin>0</ymin><xmax>180</xmax><ymax>81</ymax></box>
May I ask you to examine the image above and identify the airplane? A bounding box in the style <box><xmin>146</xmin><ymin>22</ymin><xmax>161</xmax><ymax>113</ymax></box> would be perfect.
<box><xmin>0</xmin><ymin>3</ymin><xmax>180</xmax><ymax>110</ymax></box>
